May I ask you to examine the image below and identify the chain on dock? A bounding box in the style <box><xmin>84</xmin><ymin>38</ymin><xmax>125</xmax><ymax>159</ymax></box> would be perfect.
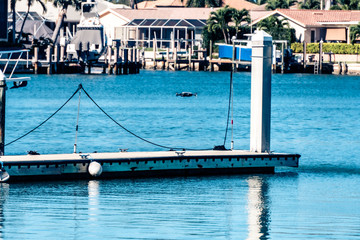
<box><xmin>5</xmin><ymin>84</ymin><xmax>212</xmax><ymax>151</ymax></box>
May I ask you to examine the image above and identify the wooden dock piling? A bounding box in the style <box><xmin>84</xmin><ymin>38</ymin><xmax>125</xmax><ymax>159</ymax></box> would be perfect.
<box><xmin>123</xmin><ymin>48</ymin><xmax>128</xmax><ymax>75</ymax></box>
<box><xmin>46</xmin><ymin>45</ymin><xmax>52</xmax><ymax>75</ymax></box>
<box><xmin>33</xmin><ymin>47</ymin><xmax>39</xmax><ymax>74</ymax></box>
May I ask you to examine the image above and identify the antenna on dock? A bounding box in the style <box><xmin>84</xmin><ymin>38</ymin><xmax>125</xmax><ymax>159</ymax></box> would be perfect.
<box><xmin>230</xmin><ymin>36</ymin><xmax>236</xmax><ymax>150</ymax></box>
<box><xmin>222</xmin><ymin>37</ymin><xmax>236</xmax><ymax>150</ymax></box>
<box><xmin>74</xmin><ymin>85</ymin><xmax>82</xmax><ymax>153</ymax></box>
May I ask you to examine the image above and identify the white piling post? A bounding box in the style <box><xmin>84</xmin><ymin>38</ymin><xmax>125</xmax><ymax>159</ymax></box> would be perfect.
<box><xmin>250</xmin><ymin>31</ymin><xmax>272</xmax><ymax>153</ymax></box>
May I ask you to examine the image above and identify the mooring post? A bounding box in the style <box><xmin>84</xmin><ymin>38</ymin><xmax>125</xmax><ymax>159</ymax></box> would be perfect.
<box><xmin>54</xmin><ymin>44</ymin><xmax>59</xmax><ymax>74</ymax></box>
<box><xmin>46</xmin><ymin>45</ymin><xmax>52</xmax><ymax>75</ymax></box>
<box><xmin>303</xmin><ymin>41</ymin><xmax>307</xmax><ymax>71</ymax></box>
<box><xmin>123</xmin><ymin>48</ymin><xmax>128</xmax><ymax>75</ymax></box>
<box><xmin>250</xmin><ymin>30</ymin><xmax>272</xmax><ymax>153</ymax></box>
<box><xmin>153</xmin><ymin>39</ymin><xmax>156</xmax><ymax>70</ymax></box>
<box><xmin>107</xmin><ymin>46</ymin><xmax>112</xmax><ymax>75</ymax></box>
<box><xmin>34</xmin><ymin>46</ymin><xmax>39</xmax><ymax>74</ymax></box>
<box><xmin>188</xmin><ymin>46</ymin><xmax>192</xmax><ymax>71</ymax></box>
<box><xmin>60</xmin><ymin>45</ymin><xmax>65</xmax><ymax>73</ymax></box>
<box><xmin>114</xmin><ymin>42</ymin><xmax>119</xmax><ymax>75</ymax></box>
<box><xmin>210</xmin><ymin>40</ymin><xmax>213</xmax><ymax>72</ymax></box>
<box><xmin>0</xmin><ymin>70</ymin><xmax>5</xmax><ymax>155</ymax></box>
<box><xmin>281</xmin><ymin>42</ymin><xmax>284</xmax><ymax>74</ymax></box>
<box><xmin>319</xmin><ymin>40</ymin><xmax>323</xmax><ymax>74</ymax></box>
<box><xmin>166</xmin><ymin>48</ymin><xmax>169</xmax><ymax>70</ymax></box>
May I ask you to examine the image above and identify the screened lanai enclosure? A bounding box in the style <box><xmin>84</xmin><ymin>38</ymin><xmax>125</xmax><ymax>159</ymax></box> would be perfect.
<box><xmin>118</xmin><ymin>18</ymin><xmax>206</xmax><ymax>49</ymax></box>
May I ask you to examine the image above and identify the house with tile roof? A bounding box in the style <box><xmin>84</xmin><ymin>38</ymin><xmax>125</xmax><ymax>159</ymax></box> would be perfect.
<box><xmin>137</xmin><ymin>0</ymin><xmax>258</xmax><ymax>10</ymax></box>
<box><xmin>8</xmin><ymin>0</ymin><xmax>128</xmax><ymax>42</ymax></box>
<box><xmin>137</xmin><ymin>0</ymin><xmax>185</xmax><ymax>9</ymax></box>
<box><xmin>251</xmin><ymin>9</ymin><xmax>360</xmax><ymax>43</ymax></box>
<box><xmin>99</xmin><ymin>8</ymin><xmax>213</xmax><ymax>47</ymax></box>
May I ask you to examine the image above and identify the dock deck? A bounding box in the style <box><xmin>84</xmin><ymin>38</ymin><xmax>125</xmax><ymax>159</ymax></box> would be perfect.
<box><xmin>0</xmin><ymin>150</ymin><xmax>300</xmax><ymax>181</ymax></box>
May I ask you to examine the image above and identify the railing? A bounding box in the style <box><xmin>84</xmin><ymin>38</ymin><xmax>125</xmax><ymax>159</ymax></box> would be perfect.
<box><xmin>0</xmin><ymin>49</ymin><xmax>30</xmax><ymax>81</ymax></box>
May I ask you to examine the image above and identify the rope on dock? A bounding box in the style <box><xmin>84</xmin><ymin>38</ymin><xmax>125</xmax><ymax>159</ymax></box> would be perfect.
<box><xmin>5</xmin><ymin>85</ymin><xmax>81</xmax><ymax>147</ymax></box>
<box><xmin>81</xmin><ymin>86</ymin><xmax>209</xmax><ymax>151</ymax></box>
<box><xmin>223</xmin><ymin>71</ymin><xmax>233</xmax><ymax>147</ymax></box>
<box><xmin>6</xmin><ymin>84</ymin><xmax>212</xmax><ymax>151</ymax></box>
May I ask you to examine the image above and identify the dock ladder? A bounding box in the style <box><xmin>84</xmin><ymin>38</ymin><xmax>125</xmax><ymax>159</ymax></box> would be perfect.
<box><xmin>314</xmin><ymin>60</ymin><xmax>319</xmax><ymax>74</ymax></box>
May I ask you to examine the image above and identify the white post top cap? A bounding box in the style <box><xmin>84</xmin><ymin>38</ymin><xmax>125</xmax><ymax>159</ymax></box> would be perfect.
<box><xmin>252</xmin><ymin>30</ymin><xmax>273</xmax><ymax>42</ymax></box>
<box><xmin>0</xmin><ymin>70</ymin><xmax>5</xmax><ymax>81</ymax></box>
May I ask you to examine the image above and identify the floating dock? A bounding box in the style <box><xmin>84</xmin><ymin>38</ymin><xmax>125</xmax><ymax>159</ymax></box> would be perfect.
<box><xmin>0</xmin><ymin>31</ymin><xmax>301</xmax><ymax>182</ymax></box>
<box><xmin>0</xmin><ymin>150</ymin><xmax>300</xmax><ymax>181</ymax></box>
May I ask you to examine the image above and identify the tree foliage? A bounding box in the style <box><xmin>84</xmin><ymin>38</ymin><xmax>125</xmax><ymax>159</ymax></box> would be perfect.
<box><xmin>257</xmin><ymin>16</ymin><xmax>296</xmax><ymax>43</ymax></box>
<box><xmin>186</xmin><ymin>0</ymin><xmax>223</xmax><ymax>7</ymax></box>
<box><xmin>265</xmin><ymin>0</ymin><xmax>297</xmax><ymax>10</ymax></box>
<box><xmin>10</xmin><ymin>0</ymin><xmax>17</xmax><ymax>43</ymax></box>
<box><xmin>18</xmin><ymin>0</ymin><xmax>47</xmax><ymax>43</ymax></box>
<box><xmin>233</xmin><ymin>8</ymin><xmax>251</xmax><ymax>38</ymax></box>
<box><xmin>207</xmin><ymin>6</ymin><xmax>234</xmax><ymax>44</ymax></box>
<box><xmin>50</xmin><ymin>0</ymin><xmax>82</xmax><ymax>10</ymax></box>
<box><xmin>48</xmin><ymin>0</ymin><xmax>82</xmax><ymax>44</ymax></box>
<box><xmin>202</xmin><ymin>6</ymin><xmax>250</xmax><ymax>53</ymax></box>
<box><xmin>206</xmin><ymin>6</ymin><xmax>250</xmax><ymax>44</ymax></box>
<box><xmin>300</xmin><ymin>0</ymin><xmax>321</xmax><ymax>9</ymax></box>
<box><xmin>350</xmin><ymin>23</ymin><xmax>360</xmax><ymax>44</ymax></box>
<box><xmin>330</xmin><ymin>0</ymin><xmax>360</xmax><ymax>10</ymax></box>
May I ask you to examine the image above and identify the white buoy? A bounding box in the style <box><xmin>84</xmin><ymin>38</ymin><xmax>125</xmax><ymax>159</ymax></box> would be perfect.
<box><xmin>88</xmin><ymin>161</ymin><xmax>102</xmax><ymax>177</ymax></box>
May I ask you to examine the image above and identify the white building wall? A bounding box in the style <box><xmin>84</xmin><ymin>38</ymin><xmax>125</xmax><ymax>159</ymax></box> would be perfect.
<box><xmin>100</xmin><ymin>13</ymin><xmax>128</xmax><ymax>40</ymax></box>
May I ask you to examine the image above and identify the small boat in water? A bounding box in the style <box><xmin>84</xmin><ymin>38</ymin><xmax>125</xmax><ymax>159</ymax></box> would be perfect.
<box><xmin>176</xmin><ymin>92</ymin><xmax>197</xmax><ymax>97</ymax></box>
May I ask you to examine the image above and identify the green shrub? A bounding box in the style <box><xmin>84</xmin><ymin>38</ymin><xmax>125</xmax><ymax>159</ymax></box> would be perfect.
<box><xmin>291</xmin><ymin>42</ymin><xmax>360</xmax><ymax>54</ymax></box>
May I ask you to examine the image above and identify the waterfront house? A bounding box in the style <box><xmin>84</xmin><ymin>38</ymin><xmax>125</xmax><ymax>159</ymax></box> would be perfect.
<box><xmin>137</xmin><ymin>0</ymin><xmax>185</xmax><ymax>8</ymax></box>
<box><xmin>8</xmin><ymin>0</ymin><xmax>128</xmax><ymax>42</ymax></box>
<box><xmin>251</xmin><ymin>9</ymin><xmax>360</xmax><ymax>43</ymax></box>
<box><xmin>99</xmin><ymin>8</ymin><xmax>213</xmax><ymax>48</ymax></box>
<box><xmin>137</xmin><ymin>0</ymin><xmax>259</xmax><ymax>10</ymax></box>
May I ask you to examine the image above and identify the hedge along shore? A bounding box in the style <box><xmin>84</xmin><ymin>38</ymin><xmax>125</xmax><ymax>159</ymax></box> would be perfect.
<box><xmin>291</xmin><ymin>42</ymin><xmax>360</xmax><ymax>54</ymax></box>
<box><xmin>291</xmin><ymin>43</ymin><xmax>360</xmax><ymax>75</ymax></box>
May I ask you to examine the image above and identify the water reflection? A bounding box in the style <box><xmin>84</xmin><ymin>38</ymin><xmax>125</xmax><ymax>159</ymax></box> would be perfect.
<box><xmin>0</xmin><ymin>184</ymin><xmax>9</xmax><ymax>240</ymax></box>
<box><xmin>247</xmin><ymin>176</ymin><xmax>270</xmax><ymax>240</ymax></box>
<box><xmin>88</xmin><ymin>180</ymin><xmax>100</xmax><ymax>222</ymax></box>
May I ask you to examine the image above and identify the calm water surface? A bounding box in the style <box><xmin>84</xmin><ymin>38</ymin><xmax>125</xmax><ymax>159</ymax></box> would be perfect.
<box><xmin>0</xmin><ymin>71</ymin><xmax>359</xmax><ymax>239</ymax></box>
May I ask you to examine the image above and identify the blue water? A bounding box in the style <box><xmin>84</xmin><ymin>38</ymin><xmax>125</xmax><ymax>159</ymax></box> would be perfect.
<box><xmin>1</xmin><ymin>71</ymin><xmax>360</xmax><ymax>239</ymax></box>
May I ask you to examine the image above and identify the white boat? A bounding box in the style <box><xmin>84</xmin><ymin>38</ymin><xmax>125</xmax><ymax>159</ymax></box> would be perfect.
<box><xmin>66</xmin><ymin>0</ymin><xmax>106</xmax><ymax>63</ymax></box>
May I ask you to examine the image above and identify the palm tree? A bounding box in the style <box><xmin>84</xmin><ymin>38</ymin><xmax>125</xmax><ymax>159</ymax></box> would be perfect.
<box><xmin>350</xmin><ymin>23</ymin><xmax>360</xmax><ymax>44</ymax></box>
<box><xmin>49</xmin><ymin>0</ymin><xmax>82</xmax><ymax>44</ymax></box>
<box><xmin>257</xmin><ymin>16</ymin><xmax>291</xmax><ymax>40</ymax></box>
<box><xmin>265</xmin><ymin>0</ymin><xmax>297</xmax><ymax>10</ymax></box>
<box><xmin>10</xmin><ymin>0</ymin><xmax>17</xmax><ymax>43</ymax></box>
<box><xmin>300</xmin><ymin>0</ymin><xmax>321</xmax><ymax>9</ymax></box>
<box><xmin>232</xmin><ymin>9</ymin><xmax>250</xmax><ymax>39</ymax></box>
<box><xmin>207</xmin><ymin>6</ymin><xmax>234</xmax><ymax>43</ymax></box>
<box><xmin>18</xmin><ymin>0</ymin><xmax>47</xmax><ymax>43</ymax></box>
